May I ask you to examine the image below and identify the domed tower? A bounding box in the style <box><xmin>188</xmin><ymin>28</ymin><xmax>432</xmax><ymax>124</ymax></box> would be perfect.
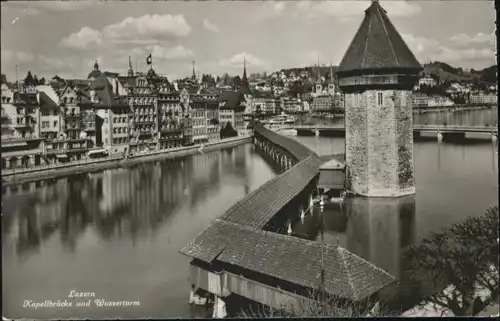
<box><xmin>87</xmin><ymin>60</ymin><xmax>102</xmax><ymax>79</ymax></box>
<box><xmin>337</xmin><ymin>0</ymin><xmax>421</xmax><ymax>197</ymax></box>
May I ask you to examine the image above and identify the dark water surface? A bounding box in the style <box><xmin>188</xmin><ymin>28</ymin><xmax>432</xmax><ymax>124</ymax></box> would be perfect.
<box><xmin>2</xmin><ymin>108</ymin><xmax>498</xmax><ymax>317</ymax></box>
<box><xmin>292</xmin><ymin>134</ymin><xmax>498</xmax><ymax>311</ymax></box>
<box><xmin>2</xmin><ymin>144</ymin><xmax>278</xmax><ymax>319</ymax></box>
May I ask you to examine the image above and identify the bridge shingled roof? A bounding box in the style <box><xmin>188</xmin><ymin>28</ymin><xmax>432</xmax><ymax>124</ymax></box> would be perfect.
<box><xmin>338</xmin><ymin>0</ymin><xmax>421</xmax><ymax>75</ymax></box>
<box><xmin>219</xmin><ymin>155</ymin><xmax>320</xmax><ymax>229</ymax></box>
<box><xmin>180</xmin><ymin>219</ymin><xmax>395</xmax><ymax>301</ymax></box>
<box><xmin>180</xmin><ymin>123</ymin><xmax>396</xmax><ymax>301</ymax></box>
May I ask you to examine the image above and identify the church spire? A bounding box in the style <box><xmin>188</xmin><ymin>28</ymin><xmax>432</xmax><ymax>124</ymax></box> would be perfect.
<box><xmin>316</xmin><ymin>55</ymin><xmax>321</xmax><ymax>82</ymax></box>
<box><xmin>94</xmin><ymin>60</ymin><xmax>99</xmax><ymax>72</ymax></box>
<box><xmin>128</xmin><ymin>56</ymin><xmax>134</xmax><ymax>76</ymax></box>
<box><xmin>329</xmin><ymin>61</ymin><xmax>334</xmax><ymax>83</ymax></box>
<box><xmin>192</xmin><ymin>60</ymin><xmax>196</xmax><ymax>80</ymax></box>
<box><xmin>239</xmin><ymin>57</ymin><xmax>252</xmax><ymax>96</ymax></box>
<box><xmin>242</xmin><ymin>57</ymin><xmax>248</xmax><ymax>82</ymax></box>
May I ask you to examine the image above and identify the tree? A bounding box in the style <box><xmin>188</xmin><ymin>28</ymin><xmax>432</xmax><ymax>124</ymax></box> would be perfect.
<box><xmin>404</xmin><ymin>206</ymin><xmax>499</xmax><ymax>316</ymax></box>
<box><xmin>33</xmin><ymin>75</ymin><xmax>39</xmax><ymax>86</ymax></box>
<box><xmin>39</xmin><ymin>77</ymin><xmax>46</xmax><ymax>85</ymax></box>
<box><xmin>222</xmin><ymin>73</ymin><xmax>231</xmax><ymax>86</ymax></box>
<box><xmin>216</xmin><ymin>76</ymin><xmax>221</xmax><ymax>84</ymax></box>
<box><xmin>24</xmin><ymin>71</ymin><xmax>34</xmax><ymax>85</ymax></box>
<box><xmin>220</xmin><ymin>122</ymin><xmax>238</xmax><ymax>139</ymax></box>
<box><xmin>1</xmin><ymin>74</ymin><xmax>6</xmax><ymax>84</ymax></box>
<box><xmin>240</xmin><ymin>288</ymin><xmax>393</xmax><ymax>317</ymax></box>
<box><xmin>232</xmin><ymin>75</ymin><xmax>242</xmax><ymax>89</ymax></box>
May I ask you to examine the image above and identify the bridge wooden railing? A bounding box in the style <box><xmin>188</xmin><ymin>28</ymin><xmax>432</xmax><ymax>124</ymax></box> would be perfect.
<box><xmin>217</xmin><ymin>124</ymin><xmax>321</xmax><ymax>230</ymax></box>
<box><xmin>254</xmin><ymin>123</ymin><xmax>317</xmax><ymax>162</ymax></box>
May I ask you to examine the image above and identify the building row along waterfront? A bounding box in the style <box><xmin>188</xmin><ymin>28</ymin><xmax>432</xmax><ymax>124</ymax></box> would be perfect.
<box><xmin>0</xmin><ymin>61</ymin><xmax>249</xmax><ymax>170</ymax></box>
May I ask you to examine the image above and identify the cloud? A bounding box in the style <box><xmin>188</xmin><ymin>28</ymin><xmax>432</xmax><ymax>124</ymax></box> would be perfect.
<box><xmin>402</xmin><ymin>33</ymin><xmax>440</xmax><ymax>56</ymax></box>
<box><xmin>219</xmin><ymin>53</ymin><xmax>267</xmax><ymax>69</ymax></box>
<box><xmin>130</xmin><ymin>45</ymin><xmax>194</xmax><ymax>61</ymax></box>
<box><xmin>102</xmin><ymin>14</ymin><xmax>191</xmax><ymax>42</ymax></box>
<box><xmin>203</xmin><ymin>19</ymin><xmax>220</xmax><ymax>33</ymax></box>
<box><xmin>293</xmin><ymin>1</ymin><xmax>421</xmax><ymax>21</ymax></box>
<box><xmin>253</xmin><ymin>2</ymin><xmax>286</xmax><ymax>20</ymax></box>
<box><xmin>1</xmin><ymin>49</ymin><xmax>14</xmax><ymax>63</ymax></box>
<box><xmin>1</xmin><ymin>49</ymin><xmax>35</xmax><ymax>64</ymax></box>
<box><xmin>431</xmin><ymin>47</ymin><xmax>496</xmax><ymax>65</ymax></box>
<box><xmin>402</xmin><ymin>33</ymin><xmax>495</xmax><ymax>68</ymax></box>
<box><xmin>294</xmin><ymin>50</ymin><xmax>325</xmax><ymax>66</ymax></box>
<box><xmin>17</xmin><ymin>52</ymin><xmax>34</xmax><ymax>62</ymax></box>
<box><xmin>60</xmin><ymin>27</ymin><xmax>103</xmax><ymax>50</ymax></box>
<box><xmin>448</xmin><ymin>32</ymin><xmax>495</xmax><ymax>48</ymax></box>
<box><xmin>37</xmin><ymin>55</ymin><xmax>79</xmax><ymax>77</ymax></box>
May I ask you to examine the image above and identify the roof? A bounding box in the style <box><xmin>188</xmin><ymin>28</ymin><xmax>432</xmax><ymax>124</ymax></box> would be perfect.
<box><xmin>320</xmin><ymin>158</ymin><xmax>345</xmax><ymax>170</ymax></box>
<box><xmin>89</xmin><ymin>74</ymin><xmax>128</xmax><ymax>108</ymax></box>
<box><xmin>219</xmin><ymin>155</ymin><xmax>320</xmax><ymax>229</ymax></box>
<box><xmin>319</xmin><ymin>153</ymin><xmax>345</xmax><ymax>164</ymax></box>
<box><xmin>38</xmin><ymin>91</ymin><xmax>59</xmax><ymax>109</ymax></box>
<box><xmin>255</xmin><ymin>123</ymin><xmax>315</xmax><ymax>161</ymax></box>
<box><xmin>87</xmin><ymin>70</ymin><xmax>102</xmax><ymax>79</ymax></box>
<box><xmin>219</xmin><ymin>90</ymin><xmax>246</xmax><ymax>110</ymax></box>
<box><xmin>240</xmin><ymin>62</ymin><xmax>252</xmax><ymax>96</ymax></box>
<box><xmin>180</xmin><ymin>219</ymin><xmax>395</xmax><ymax>301</ymax></box>
<box><xmin>12</xmin><ymin>92</ymin><xmax>38</xmax><ymax>105</ymax></box>
<box><xmin>338</xmin><ymin>0</ymin><xmax>421</xmax><ymax>75</ymax></box>
<box><xmin>253</xmin><ymin>91</ymin><xmax>276</xmax><ymax>99</ymax></box>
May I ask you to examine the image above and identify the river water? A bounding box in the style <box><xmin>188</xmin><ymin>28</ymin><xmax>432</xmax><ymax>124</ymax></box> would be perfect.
<box><xmin>2</xmin><ymin>109</ymin><xmax>498</xmax><ymax>318</ymax></box>
<box><xmin>2</xmin><ymin>144</ymin><xmax>279</xmax><ymax>319</ymax></box>
<box><xmin>291</xmin><ymin>134</ymin><xmax>498</xmax><ymax>312</ymax></box>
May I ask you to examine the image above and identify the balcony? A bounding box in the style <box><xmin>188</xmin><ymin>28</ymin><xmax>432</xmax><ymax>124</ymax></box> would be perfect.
<box><xmin>64</xmin><ymin>112</ymin><xmax>80</xmax><ymax>118</ymax></box>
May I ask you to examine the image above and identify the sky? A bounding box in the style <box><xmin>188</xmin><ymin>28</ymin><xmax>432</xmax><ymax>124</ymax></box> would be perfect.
<box><xmin>1</xmin><ymin>0</ymin><xmax>496</xmax><ymax>81</ymax></box>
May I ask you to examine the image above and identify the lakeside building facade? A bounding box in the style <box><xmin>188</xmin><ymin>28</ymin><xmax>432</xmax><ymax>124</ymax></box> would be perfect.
<box><xmin>469</xmin><ymin>92</ymin><xmax>498</xmax><ymax>105</ymax></box>
<box><xmin>219</xmin><ymin>90</ymin><xmax>246</xmax><ymax>133</ymax></box>
<box><xmin>2</xmin><ymin>56</ymin><xmax>256</xmax><ymax>170</ymax></box>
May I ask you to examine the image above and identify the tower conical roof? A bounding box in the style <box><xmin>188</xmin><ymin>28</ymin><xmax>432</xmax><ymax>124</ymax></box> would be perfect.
<box><xmin>338</xmin><ymin>0</ymin><xmax>421</xmax><ymax>75</ymax></box>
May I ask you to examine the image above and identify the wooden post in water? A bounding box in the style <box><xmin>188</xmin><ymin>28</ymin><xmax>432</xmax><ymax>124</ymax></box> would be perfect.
<box><xmin>319</xmin><ymin>197</ymin><xmax>326</xmax><ymax>314</ymax></box>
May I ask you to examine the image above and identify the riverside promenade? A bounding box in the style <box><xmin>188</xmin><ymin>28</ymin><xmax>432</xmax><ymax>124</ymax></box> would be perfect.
<box><xmin>1</xmin><ymin>135</ymin><xmax>251</xmax><ymax>187</ymax></box>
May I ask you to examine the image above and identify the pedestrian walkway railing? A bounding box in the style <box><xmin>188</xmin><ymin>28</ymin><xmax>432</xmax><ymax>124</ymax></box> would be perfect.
<box><xmin>1</xmin><ymin>134</ymin><xmax>252</xmax><ymax>177</ymax></box>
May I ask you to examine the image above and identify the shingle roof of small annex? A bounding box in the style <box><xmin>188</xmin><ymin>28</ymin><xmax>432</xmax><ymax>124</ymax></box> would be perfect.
<box><xmin>338</xmin><ymin>0</ymin><xmax>421</xmax><ymax>75</ymax></box>
<box><xmin>180</xmin><ymin>219</ymin><xmax>395</xmax><ymax>301</ymax></box>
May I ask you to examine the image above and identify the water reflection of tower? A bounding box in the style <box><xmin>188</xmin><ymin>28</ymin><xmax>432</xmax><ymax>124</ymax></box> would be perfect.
<box><xmin>344</xmin><ymin>196</ymin><xmax>416</xmax><ymax>279</ymax></box>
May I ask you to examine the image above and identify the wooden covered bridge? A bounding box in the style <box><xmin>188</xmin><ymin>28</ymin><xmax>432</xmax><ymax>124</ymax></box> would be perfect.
<box><xmin>179</xmin><ymin>124</ymin><xmax>395</xmax><ymax>316</ymax></box>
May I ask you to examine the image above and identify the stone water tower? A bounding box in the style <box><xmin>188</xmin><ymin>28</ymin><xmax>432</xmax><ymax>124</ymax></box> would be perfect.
<box><xmin>337</xmin><ymin>0</ymin><xmax>422</xmax><ymax>197</ymax></box>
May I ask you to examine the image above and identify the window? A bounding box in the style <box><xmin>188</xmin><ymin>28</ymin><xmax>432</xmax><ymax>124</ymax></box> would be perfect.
<box><xmin>53</xmin><ymin>121</ymin><xmax>58</xmax><ymax>128</ymax></box>
<box><xmin>377</xmin><ymin>93</ymin><xmax>383</xmax><ymax>106</ymax></box>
